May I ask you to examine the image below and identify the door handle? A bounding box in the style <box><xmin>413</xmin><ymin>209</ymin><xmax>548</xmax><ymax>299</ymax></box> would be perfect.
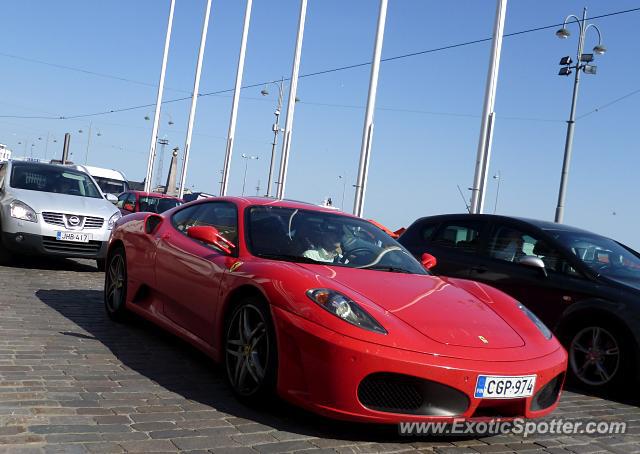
<box><xmin>471</xmin><ymin>266</ymin><xmax>488</xmax><ymax>274</ymax></box>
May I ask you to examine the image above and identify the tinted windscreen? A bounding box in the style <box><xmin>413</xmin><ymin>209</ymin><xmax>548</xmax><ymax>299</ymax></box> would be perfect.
<box><xmin>93</xmin><ymin>177</ymin><xmax>128</xmax><ymax>195</ymax></box>
<box><xmin>139</xmin><ymin>196</ymin><xmax>182</xmax><ymax>213</ymax></box>
<box><xmin>10</xmin><ymin>163</ymin><xmax>102</xmax><ymax>198</ymax></box>
<box><xmin>553</xmin><ymin>230</ymin><xmax>640</xmax><ymax>280</ymax></box>
<box><xmin>247</xmin><ymin>206</ymin><xmax>427</xmax><ymax>275</ymax></box>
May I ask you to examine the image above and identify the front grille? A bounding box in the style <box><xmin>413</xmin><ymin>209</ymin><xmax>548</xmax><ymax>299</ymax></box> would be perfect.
<box><xmin>42</xmin><ymin>237</ymin><xmax>102</xmax><ymax>255</ymax></box>
<box><xmin>84</xmin><ymin>216</ymin><xmax>104</xmax><ymax>229</ymax></box>
<box><xmin>41</xmin><ymin>212</ymin><xmax>104</xmax><ymax>229</ymax></box>
<box><xmin>42</xmin><ymin>212</ymin><xmax>65</xmax><ymax>226</ymax></box>
<box><xmin>358</xmin><ymin>373</ymin><xmax>469</xmax><ymax>416</ymax></box>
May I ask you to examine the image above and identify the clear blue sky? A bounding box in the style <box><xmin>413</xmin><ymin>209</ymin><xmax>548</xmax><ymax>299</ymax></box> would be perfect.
<box><xmin>1</xmin><ymin>1</ymin><xmax>639</xmax><ymax>247</ymax></box>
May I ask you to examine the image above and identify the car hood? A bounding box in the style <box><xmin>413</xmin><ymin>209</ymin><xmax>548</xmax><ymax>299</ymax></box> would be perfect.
<box><xmin>295</xmin><ymin>264</ymin><xmax>524</xmax><ymax>349</ymax></box>
<box><xmin>8</xmin><ymin>188</ymin><xmax>118</xmax><ymax>218</ymax></box>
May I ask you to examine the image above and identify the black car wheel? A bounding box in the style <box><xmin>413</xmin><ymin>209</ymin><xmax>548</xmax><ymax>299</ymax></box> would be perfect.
<box><xmin>104</xmin><ymin>247</ymin><xmax>128</xmax><ymax>322</ymax></box>
<box><xmin>566</xmin><ymin>318</ymin><xmax>634</xmax><ymax>392</ymax></box>
<box><xmin>224</xmin><ymin>297</ymin><xmax>277</xmax><ymax>402</ymax></box>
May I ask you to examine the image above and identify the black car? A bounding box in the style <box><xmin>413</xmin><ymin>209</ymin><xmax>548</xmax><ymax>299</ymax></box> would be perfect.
<box><xmin>398</xmin><ymin>214</ymin><xmax>640</xmax><ymax>393</ymax></box>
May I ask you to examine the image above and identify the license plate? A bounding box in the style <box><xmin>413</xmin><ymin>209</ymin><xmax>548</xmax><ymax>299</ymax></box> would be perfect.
<box><xmin>55</xmin><ymin>231</ymin><xmax>91</xmax><ymax>243</ymax></box>
<box><xmin>474</xmin><ymin>375</ymin><xmax>536</xmax><ymax>399</ymax></box>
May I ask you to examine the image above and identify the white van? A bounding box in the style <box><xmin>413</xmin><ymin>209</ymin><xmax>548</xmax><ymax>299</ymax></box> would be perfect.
<box><xmin>76</xmin><ymin>165</ymin><xmax>129</xmax><ymax>196</ymax></box>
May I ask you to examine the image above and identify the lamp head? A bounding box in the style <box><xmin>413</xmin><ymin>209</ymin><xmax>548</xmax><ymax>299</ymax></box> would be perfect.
<box><xmin>593</xmin><ymin>44</ymin><xmax>607</xmax><ymax>55</ymax></box>
<box><xmin>556</xmin><ymin>28</ymin><xmax>571</xmax><ymax>39</ymax></box>
<box><xmin>260</xmin><ymin>89</ymin><xmax>269</xmax><ymax>96</ymax></box>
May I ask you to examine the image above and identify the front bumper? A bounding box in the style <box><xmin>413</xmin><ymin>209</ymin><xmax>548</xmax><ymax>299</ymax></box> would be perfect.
<box><xmin>1</xmin><ymin>231</ymin><xmax>108</xmax><ymax>259</ymax></box>
<box><xmin>272</xmin><ymin>306</ymin><xmax>567</xmax><ymax>423</ymax></box>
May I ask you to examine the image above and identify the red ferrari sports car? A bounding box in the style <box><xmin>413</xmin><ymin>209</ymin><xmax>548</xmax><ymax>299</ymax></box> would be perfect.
<box><xmin>104</xmin><ymin>197</ymin><xmax>567</xmax><ymax>423</ymax></box>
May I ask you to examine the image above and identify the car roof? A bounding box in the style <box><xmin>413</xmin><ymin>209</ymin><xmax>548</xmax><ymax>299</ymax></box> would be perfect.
<box><xmin>412</xmin><ymin>213</ymin><xmax>598</xmax><ymax>236</ymax></box>
<box><xmin>129</xmin><ymin>190</ymin><xmax>182</xmax><ymax>200</ymax></box>
<box><xmin>9</xmin><ymin>160</ymin><xmax>88</xmax><ymax>174</ymax></box>
<box><xmin>203</xmin><ymin>196</ymin><xmax>357</xmax><ymax>217</ymax></box>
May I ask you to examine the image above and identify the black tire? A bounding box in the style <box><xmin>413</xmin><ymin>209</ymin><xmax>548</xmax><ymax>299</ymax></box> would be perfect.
<box><xmin>224</xmin><ymin>296</ymin><xmax>277</xmax><ymax>404</ymax></box>
<box><xmin>0</xmin><ymin>239</ymin><xmax>12</xmax><ymax>266</ymax></box>
<box><xmin>96</xmin><ymin>258</ymin><xmax>106</xmax><ymax>272</ymax></box>
<box><xmin>563</xmin><ymin>316</ymin><xmax>636</xmax><ymax>394</ymax></box>
<box><xmin>104</xmin><ymin>247</ymin><xmax>128</xmax><ymax>322</ymax></box>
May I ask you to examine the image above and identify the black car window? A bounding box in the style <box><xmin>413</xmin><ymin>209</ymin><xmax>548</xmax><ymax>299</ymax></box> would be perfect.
<box><xmin>489</xmin><ymin>226</ymin><xmax>579</xmax><ymax>276</ymax></box>
<box><xmin>421</xmin><ymin>223</ymin><xmax>438</xmax><ymax>241</ymax></box>
<box><xmin>431</xmin><ymin>222</ymin><xmax>482</xmax><ymax>253</ymax></box>
<box><xmin>172</xmin><ymin>202</ymin><xmax>238</xmax><ymax>249</ymax></box>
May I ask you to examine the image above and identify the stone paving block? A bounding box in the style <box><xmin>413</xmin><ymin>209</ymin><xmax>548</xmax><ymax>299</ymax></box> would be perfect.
<box><xmin>171</xmin><ymin>436</ymin><xmax>240</xmax><ymax>450</ymax></box>
<box><xmin>117</xmin><ymin>439</ymin><xmax>176</xmax><ymax>452</ymax></box>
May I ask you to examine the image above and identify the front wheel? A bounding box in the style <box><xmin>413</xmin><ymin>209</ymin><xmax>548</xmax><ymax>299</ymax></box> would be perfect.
<box><xmin>104</xmin><ymin>247</ymin><xmax>128</xmax><ymax>322</ymax></box>
<box><xmin>224</xmin><ymin>297</ymin><xmax>277</xmax><ymax>403</ymax></box>
<box><xmin>566</xmin><ymin>319</ymin><xmax>635</xmax><ymax>393</ymax></box>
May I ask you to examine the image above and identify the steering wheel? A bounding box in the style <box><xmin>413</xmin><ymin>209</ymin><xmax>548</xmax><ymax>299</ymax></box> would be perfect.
<box><xmin>342</xmin><ymin>247</ymin><xmax>376</xmax><ymax>265</ymax></box>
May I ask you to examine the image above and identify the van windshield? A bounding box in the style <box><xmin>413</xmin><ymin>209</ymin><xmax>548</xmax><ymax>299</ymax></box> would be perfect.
<box><xmin>10</xmin><ymin>163</ymin><xmax>102</xmax><ymax>198</ymax></box>
<box><xmin>93</xmin><ymin>177</ymin><xmax>128</xmax><ymax>195</ymax></box>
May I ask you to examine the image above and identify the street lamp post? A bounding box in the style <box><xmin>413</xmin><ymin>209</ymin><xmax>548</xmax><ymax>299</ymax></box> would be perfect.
<box><xmin>261</xmin><ymin>77</ymin><xmax>285</xmax><ymax>197</ymax></box>
<box><xmin>241</xmin><ymin>153</ymin><xmax>259</xmax><ymax>196</ymax></box>
<box><xmin>492</xmin><ymin>171</ymin><xmax>501</xmax><ymax>214</ymax></box>
<box><xmin>338</xmin><ymin>174</ymin><xmax>346</xmax><ymax>210</ymax></box>
<box><xmin>554</xmin><ymin>8</ymin><xmax>606</xmax><ymax>223</ymax></box>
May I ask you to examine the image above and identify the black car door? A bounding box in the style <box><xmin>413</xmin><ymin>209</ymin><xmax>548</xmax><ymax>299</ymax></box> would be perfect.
<box><xmin>468</xmin><ymin>221</ymin><xmax>595</xmax><ymax>328</ymax></box>
<box><xmin>422</xmin><ymin>218</ymin><xmax>490</xmax><ymax>279</ymax></box>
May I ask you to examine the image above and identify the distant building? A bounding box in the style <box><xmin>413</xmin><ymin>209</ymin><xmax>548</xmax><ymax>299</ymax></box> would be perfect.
<box><xmin>0</xmin><ymin>144</ymin><xmax>12</xmax><ymax>162</ymax></box>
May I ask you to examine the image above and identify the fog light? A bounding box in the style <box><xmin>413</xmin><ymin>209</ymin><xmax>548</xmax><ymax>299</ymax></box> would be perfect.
<box><xmin>15</xmin><ymin>234</ymin><xmax>24</xmax><ymax>242</ymax></box>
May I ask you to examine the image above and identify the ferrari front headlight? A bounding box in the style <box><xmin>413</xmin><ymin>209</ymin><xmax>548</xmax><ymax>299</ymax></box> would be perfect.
<box><xmin>518</xmin><ymin>302</ymin><xmax>552</xmax><ymax>340</ymax></box>
<box><xmin>306</xmin><ymin>288</ymin><xmax>386</xmax><ymax>334</ymax></box>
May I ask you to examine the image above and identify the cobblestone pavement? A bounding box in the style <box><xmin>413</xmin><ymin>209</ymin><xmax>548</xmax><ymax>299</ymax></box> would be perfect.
<box><xmin>1</xmin><ymin>257</ymin><xmax>639</xmax><ymax>453</ymax></box>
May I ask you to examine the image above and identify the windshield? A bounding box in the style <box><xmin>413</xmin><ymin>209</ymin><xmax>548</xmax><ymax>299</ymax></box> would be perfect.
<box><xmin>552</xmin><ymin>230</ymin><xmax>640</xmax><ymax>280</ymax></box>
<box><xmin>93</xmin><ymin>176</ymin><xmax>128</xmax><ymax>195</ymax></box>
<box><xmin>247</xmin><ymin>206</ymin><xmax>427</xmax><ymax>275</ymax></box>
<box><xmin>139</xmin><ymin>196</ymin><xmax>182</xmax><ymax>213</ymax></box>
<box><xmin>10</xmin><ymin>163</ymin><xmax>102</xmax><ymax>198</ymax></box>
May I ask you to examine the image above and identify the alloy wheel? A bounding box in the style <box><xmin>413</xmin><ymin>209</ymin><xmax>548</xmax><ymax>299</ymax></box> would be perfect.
<box><xmin>105</xmin><ymin>253</ymin><xmax>125</xmax><ymax>313</ymax></box>
<box><xmin>569</xmin><ymin>326</ymin><xmax>620</xmax><ymax>387</ymax></box>
<box><xmin>225</xmin><ymin>304</ymin><xmax>270</xmax><ymax>396</ymax></box>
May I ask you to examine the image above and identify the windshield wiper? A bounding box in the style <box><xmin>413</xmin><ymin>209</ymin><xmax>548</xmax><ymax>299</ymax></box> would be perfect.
<box><xmin>360</xmin><ymin>264</ymin><xmax>412</xmax><ymax>273</ymax></box>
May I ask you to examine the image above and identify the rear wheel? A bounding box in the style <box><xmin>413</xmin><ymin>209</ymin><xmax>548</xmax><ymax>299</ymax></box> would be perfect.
<box><xmin>104</xmin><ymin>247</ymin><xmax>128</xmax><ymax>322</ymax></box>
<box><xmin>565</xmin><ymin>317</ymin><xmax>635</xmax><ymax>393</ymax></box>
<box><xmin>224</xmin><ymin>297</ymin><xmax>277</xmax><ymax>403</ymax></box>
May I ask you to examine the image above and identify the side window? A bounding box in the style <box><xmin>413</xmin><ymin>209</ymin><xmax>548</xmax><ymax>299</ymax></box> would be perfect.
<box><xmin>431</xmin><ymin>222</ymin><xmax>482</xmax><ymax>253</ymax></box>
<box><xmin>488</xmin><ymin>226</ymin><xmax>579</xmax><ymax>276</ymax></box>
<box><xmin>125</xmin><ymin>193</ymin><xmax>136</xmax><ymax>210</ymax></box>
<box><xmin>172</xmin><ymin>202</ymin><xmax>238</xmax><ymax>249</ymax></box>
<box><xmin>421</xmin><ymin>223</ymin><xmax>438</xmax><ymax>241</ymax></box>
<box><xmin>116</xmin><ymin>193</ymin><xmax>128</xmax><ymax>209</ymax></box>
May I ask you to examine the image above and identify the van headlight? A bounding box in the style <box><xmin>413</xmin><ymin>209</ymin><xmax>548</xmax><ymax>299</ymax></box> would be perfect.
<box><xmin>107</xmin><ymin>212</ymin><xmax>121</xmax><ymax>230</ymax></box>
<box><xmin>10</xmin><ymin>200</ymin><xmax>37</xmax><ymax>222</ymax></box>
<box><xmin>306</xmin><ymin>288</ymin><xmax>387</xmax><ymax>334</ymax></box>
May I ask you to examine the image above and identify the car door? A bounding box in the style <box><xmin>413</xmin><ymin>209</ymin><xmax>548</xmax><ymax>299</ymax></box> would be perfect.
<box><xmin>469</xmin><ymin>221</ymin><xmax>594</xmax><ymax>328</ymax></box>
<box><xmin>154</xmin><ymin>201</ymin><xmax>238</xmax><ymax>344</ymax></box>
<box><xmin>425</xmin><ymin>219</ymin><xmax>489</xmax><ymax>278</ymax></box>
